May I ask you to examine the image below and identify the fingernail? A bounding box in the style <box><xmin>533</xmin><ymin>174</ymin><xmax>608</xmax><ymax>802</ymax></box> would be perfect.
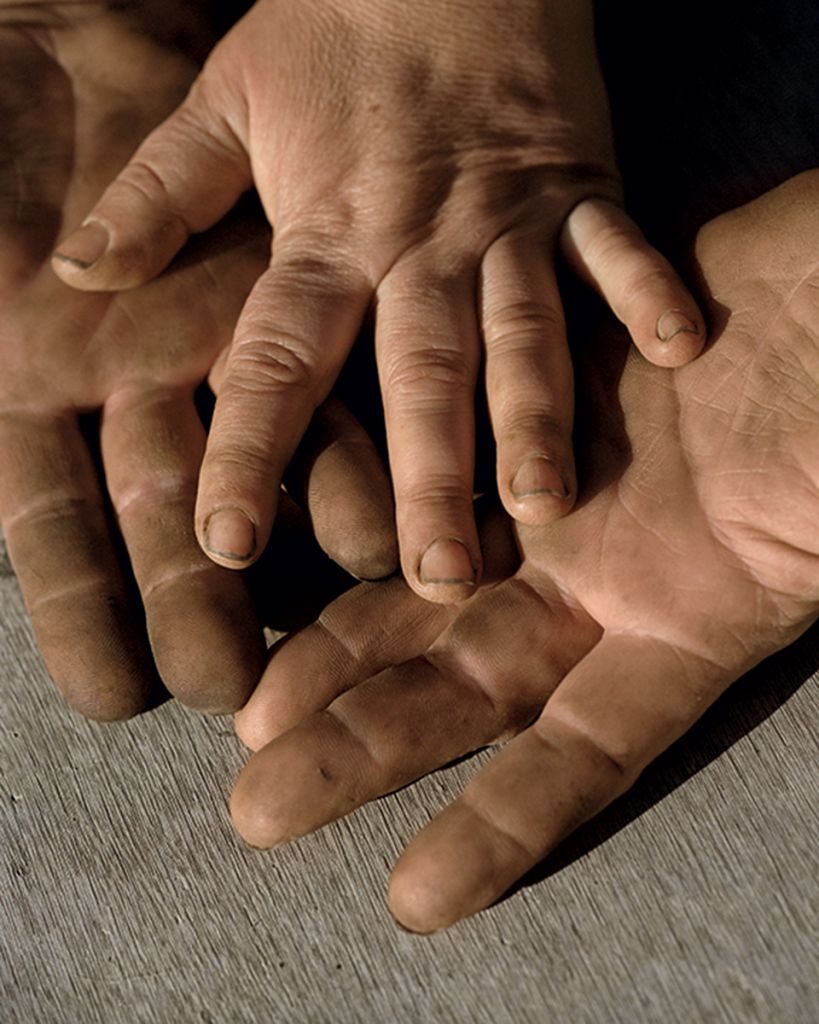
<box><xmin>53</xmin><ymin>220</ymin><xmax>109</xmax><ymax>269</ymax></box>
<box><xmin>203</xmin><ymin>507</ymin><xmax>256</xmax><ymax>562</ymax></box>
<box><xmin>655</xmin><ymin>309</ymin><xmax>701</xmax><ymax>343</ymax></box>
<box><xmin>418</xmin><ymin>537</ymin><xmax>477</xmax><ymax>586</ymax></box>
<box><xmin>510</xmin><ymin>456</ymin><xmax>569</xmax><ymax>500</ymax></box>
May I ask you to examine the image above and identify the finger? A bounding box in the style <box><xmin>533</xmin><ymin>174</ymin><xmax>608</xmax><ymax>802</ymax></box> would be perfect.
<box><xmin>389</xmin><ymin>632</ymin><xmax>726</xmax><ymax>932</ymax></box>
<box><xmin>481</xmin><ymin>234</ymin><xmax>576</xmax><ymax>526</ymax></box>
<box><xmin>377</xmin><ymin>261</ymin><xmax>481</xmax><ymax>603</ymax></box>
<box><xmin>236</xmin><ymin>500</ymin><xmax>521</xmax><ymax>749</ymax></box>
<box><xmin>235</xmin><ymin>576</ymin><xmax>453</xmax><ymax>750</ymax></box>
<box><xmin>285</xmin><ymin>397</ymin><xmax>398</xmax><ymax>582</ymax></box>
<box><xmin>101</xmin><ymin>385</ymin><xmax>266</xmax><ymax>713</ymax></box>
<box><xmin>561</xmin><ymin>198</ymin><xmax>705</xmax><ymax>368</ymax></box>
<box><xmin>230</xmin><ymin>576</ymin><xmax>595</xmax><ymax>847</ymax></box>
<box><xmin>196</xmin><ymin>256</ymin><xmax>372</xmax><ymax>570</ymax></box>
<box><xmin>0</xmin><ymin>411</ymin><xmax>157</xmax><ymax>720</ymax></box>
<box><xmin>51</xmin><ymin>75</ymin><xmax>251</xmax><ymax>291</ymax></box>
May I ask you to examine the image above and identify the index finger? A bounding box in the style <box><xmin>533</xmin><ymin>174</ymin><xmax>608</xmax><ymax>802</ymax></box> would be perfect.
<box><xmin>196</xmin><ymin>256</ymin><xmax>372</xmax><ymax>569</ymax></box>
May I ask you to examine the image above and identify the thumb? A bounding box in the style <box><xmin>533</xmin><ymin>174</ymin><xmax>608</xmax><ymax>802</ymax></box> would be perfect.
<box><xmin>52</xmin><ymin>74</ymin><xmax>251</xmax><ymax>291</ymax></box>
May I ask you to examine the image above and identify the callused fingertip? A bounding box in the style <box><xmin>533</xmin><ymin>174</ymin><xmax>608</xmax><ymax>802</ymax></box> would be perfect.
<box><xmin>52</xmin><ymin>220</ymin><xmax>110</xmax><ymax>272</ymax></box>
<box><xmin>655</xmin><ymin>308</ymin><xmax>701</xmax><ymax>344</ymax></box>
<box><xmin>202</xmin><ymin>506</ymin><xmax>257</xmax><ymax>566</ymax></box>
<box><xmin>418</xmin><ymin>537</ymin><xmax>478</xmax><ymax>590</ymax></box>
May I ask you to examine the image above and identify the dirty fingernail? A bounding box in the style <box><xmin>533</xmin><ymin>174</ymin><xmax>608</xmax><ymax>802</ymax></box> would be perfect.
<box><xmin>53</xmin><ymin>221</ymin><xmax>110</xmax><ymax>269</ymax></box>
<box><xmin>655</xmin><ymin>309</ymin><xmax>700</xmax><ymax>343</ymax></box>
<box><xmin>418</xmin><ymin>537</ymin><xmax>476</xmax><ymax>586</ymax></box>
<box><xmin>510</xmin><ymin>456</ymin><xmax>569</xmax><ymax>500</ymax></box>
<box><xmin>204</xmin><ymin>507</ymin><xmax>256</xmax><ymax>563</ymax></box>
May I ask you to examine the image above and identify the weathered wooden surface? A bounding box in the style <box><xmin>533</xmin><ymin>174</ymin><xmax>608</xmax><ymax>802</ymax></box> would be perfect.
<box><xmin>2</xmin><ymin>3</ymin><xmax>819</xmax><ymax>1021</ymax></box>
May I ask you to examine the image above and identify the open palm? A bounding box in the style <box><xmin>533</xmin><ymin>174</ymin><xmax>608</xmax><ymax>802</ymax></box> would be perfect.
<box><xmin>231</xmin><ymin>172</ymin><xmax>819</xmax><ymax>930</ymax></box>
<box><xmin>0</xmin><ymin>10</ymin><xmax>395</xmax><ymax>719</ymax></box>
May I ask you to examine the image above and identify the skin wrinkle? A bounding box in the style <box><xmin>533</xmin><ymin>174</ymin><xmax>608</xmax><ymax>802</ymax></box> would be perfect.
<box><xmin>422</xmin><ymin>645</ymin><xmax>506</xmax><ymax>729</ymax></box>
<box><xmin>320</xmin><ymin>703</ymin><xmax>384</xmax><ymax>797</ymax></box>
<box><xmin>313</xmin><ymin>605</ymin><xmax>383</xmax><ymax>672</ymax></box>
<box><xmin>101</xmin><ymin>380</ymin><xmax>191</xmax><ymax>417</ymax></box>
<box><xmin>1</xmin><ymin>490</ymin><xmax>97</xmax><ymax>531</ymax></box>
<box><xmin>25</xmin><ymin>571</ymin><xmax>111</xmax><ymax>612</ymax></box>
<box><xmin>138</xmin><ymin>560</ymin><xmax>217</xmax><ymax>601</ymax></box>
<box><xmin>110</xmin><ymin>475</ymin><xmax>196</xmax><ymax>519</ymax></box>
<box><xmin>586</xmin><ymin>483</ymin><xmax>767</xmax><ymax>669</ymax></box>
<box><xmin>315</xmin><ymin>587</ymin><xmax>445</xmax><ymax>666</ymax></box>
<box><xmin>458</xmin><ymin>790</ymin><xmax>542</xmax><ymax>866</ymax></box>
<box><xmin>533</xmin><ymin>714</ymin><xmax>636</xmax><ymax>809</ymax></box>
<box><xmin>675</xmin><ymin>363</ymin><xmax>806</xmax><ymax>609</ymax></box>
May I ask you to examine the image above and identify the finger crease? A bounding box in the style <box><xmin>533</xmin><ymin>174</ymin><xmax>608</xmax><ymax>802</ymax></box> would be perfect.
<box><xmin>3</xmin><ymin>493</ymin><xmax>101</xmax><ymax>532</ymax></box>
<box><xmin>27</xmin><ymin>574</ymin><xmax>112</xmax><ymax>612</ymax></box>
<box><xmin>141</xmin><ymin>561</ymin><xmax>219</xmax><ymax>600</ymax></box>
<box><xmin>113</xmin><ymin>475</ymin><xmax>195</xmax><ymax>518</ymax></box>
<box><xmin>460</xmin><ymin>790</ymin><xmax>542</xmax><ymax>863</ymax></box>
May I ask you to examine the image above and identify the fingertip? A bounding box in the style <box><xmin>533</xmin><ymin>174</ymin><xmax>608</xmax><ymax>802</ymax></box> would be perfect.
<box><xmin>503</xmin><ymin>454</ymin><xmax>576</xmax><ymax>526</ymax></box>
<box><xmin>345</xmin><ymin>539</ymin><xmax>400</xmax><ymax>582</ymax></box>
<box><xmin>412</xmin><ymin>536</ymin><xmax>480</xmax><ymax>604</ymax></box>
<box><xmin>562</xmin><ymin>198</ymin><xmax>708</xmax><ymax>368</ymax></box>
<box><xmin>641</xmin><ymin>306</ymin><xmax>706</xmax><ymax>367</ymax></box>
<box><xmin>229</xmin><ymin>754</ymin><xmax>279</xmax><ymax>849</ymax></box>
<box><xmin>388</xmin><ymin>873</ymin><xmax>450</xmax><ymax>935</ymax></box>
<box><xmin>51</xmin><ymin>209</ymin><xmax>189</xmax><ymax>292</ymax></box>
<box><xmin>52</xmin><ymin>221</ymin><xmax>110</xmax><ymax>280</ymax></box>
<box><xmin>63</xmin><ymin>682</ymin><xmax>150</xmax><ymax>723</ymax></box>
<box><xmin>200</xmin><ymin>506</ymin><xmax>259</xmax><ymax>568</ymax></box>
<box><xmin>388</xmin><ymin>833</ymin><xmax>486</xmax><ymax>933</ymax></box>
<box><xmin>234</xmin><ymin>703</ymin><xmax>270</xmax><ymax>752</ymax></box>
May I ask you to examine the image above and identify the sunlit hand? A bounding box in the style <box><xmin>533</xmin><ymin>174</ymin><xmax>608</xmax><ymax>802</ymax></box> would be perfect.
<box><xmin>51</xmin><ymin>0</ymin><xmax>704</xmax><ymax>602</ymax></box>
<box><xmin>229</xmin><ymin>173</ymin><xmax>819</xmax><ymax>930</ymax></box>
<box><xmin>0</xmin><ymin>7</ymin><xmax>395</xmax><ymax>720</ymax></box>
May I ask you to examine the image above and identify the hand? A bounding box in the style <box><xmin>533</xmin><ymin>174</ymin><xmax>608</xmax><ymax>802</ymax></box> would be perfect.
<box><xmin>229</xmin><ymin>173</ymin><xmax>819</xmax><ymax>930</ymax></box>
<box><xmin>0</xmin><ymin>8</ymin><xmax>395</xmax><ymax>719</ymax></box>
<box><xmin>50</xmin><ymin>0</ymin><xmax>704</xmax><ymax>602</ymax></box>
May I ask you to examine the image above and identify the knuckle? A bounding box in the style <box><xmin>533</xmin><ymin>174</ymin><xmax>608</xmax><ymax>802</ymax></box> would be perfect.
<box><xmin>619</xmin><ymin>265</ymin><xmax>676</xmax><ymax>312</ymax></box>
<box><xmin>483</xmin><ymin>299</ymin><xmax>565</xmax><ymax>353</ymax></box>
<box><xmin>206</xmin><ymin>436</ymin><xmax>279</xmax><ymax>482</ymax></box>
<box><xmin>396</xmin><ymin>473</ymin><xmax>473</xmax><ymax>511</ymax></box>
<box><xmin>383</xmin><ymin>347</ymin><xmax>474</xmax><ymax>401</ymax></box>
<box><xmin>228</xmin><ymin>336</ymin><xmax>317</xmax><ymax>394</ymax></box>
<box><xmin>271</xmin><ymin>239</ymin><xmax>368</xmax><ymax>297</ymax></box>
<box><xmin>540</xmin><ymin>706</ymin><xmax>635</xmax><ymax>783</ymax></box>
<box><xmin>497</xmin><ymin>408</ymin><xmax>569</xmax><ymax>445</ymax></box>
<box><xmin>117</xmin><ymin>160</ymin><xmax>183</xmax><ymax>223</ymax></box>
<box><xmin>579</xmin><ymin>218</ymin><xmax>643</xmax><ymax>269</ymax></box>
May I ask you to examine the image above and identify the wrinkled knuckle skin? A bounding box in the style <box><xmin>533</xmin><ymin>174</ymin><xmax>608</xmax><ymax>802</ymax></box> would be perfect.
<box><xmin>483</xmin><ymin>301</ymin><xmax>565</xmax><ymax>351</ymax></box>
<box><xmin>204</xmin><ymin>437</ymin><xmax>279</xmax><ymax>482</ymax></box>
<box><xmin>383</xmin><ymin>348</ymin><xmax>474</xmax><ymax>401</ymax></box>
<box><xmin>618</xmin><ymin>267</ymin><xmax>676</xmax><ymax>313</ymax></box>
<box><xmin>228</xmin><ymin>337</ymin><xmax>317</xmax><ymax>395</ymax></box>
